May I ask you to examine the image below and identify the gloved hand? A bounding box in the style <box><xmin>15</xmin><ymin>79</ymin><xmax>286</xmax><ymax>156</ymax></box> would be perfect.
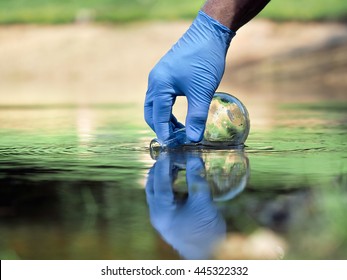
<box><xmin>144</xmin><ymin>11</ymin><xmax>235</xmax><ymax>145</ymax></box>
<box><xmin>145</xmin><ymin>151</ymin><xmax>226</xmax><ymax>260</ymax></box>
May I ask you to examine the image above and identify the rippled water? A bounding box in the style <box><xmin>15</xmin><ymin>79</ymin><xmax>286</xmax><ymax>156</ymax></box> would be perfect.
<box><xmin>0</xmin><ymin>100</ymin><xmax>346</xmax><ymax>260</ymax></box>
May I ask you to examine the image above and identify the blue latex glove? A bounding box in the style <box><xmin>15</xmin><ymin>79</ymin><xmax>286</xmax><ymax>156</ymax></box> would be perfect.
<box><xmin>145</xmin><ymin>151</ymin><xmax>226</xmax><ymax>260</ymax></box>
<box><xmin>144</xmin><ymin>11</ymin><xmax>235</xmax><ymax>145</ymax></box>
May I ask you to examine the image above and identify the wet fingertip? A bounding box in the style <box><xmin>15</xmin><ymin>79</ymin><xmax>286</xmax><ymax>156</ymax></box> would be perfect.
<box><xmin>186</xmin><ymin>127</ymin><xmax>204</xmax><ymax>143</ymax></box>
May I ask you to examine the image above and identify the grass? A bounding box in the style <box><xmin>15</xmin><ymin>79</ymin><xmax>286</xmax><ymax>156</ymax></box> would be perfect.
<box><xmin>0</xmin><ymin>0</ymin><xmax>204</xmax><ymax>24</ymax></box>
<box><xmin>261</xmin><ymin>0</ymin><xmax>347</xmax><ymax>21</ymax></box>
<box><xmin>0</xmin><ymin>0</ymin><xmax>346</xmax><ymax>24</ymax></box>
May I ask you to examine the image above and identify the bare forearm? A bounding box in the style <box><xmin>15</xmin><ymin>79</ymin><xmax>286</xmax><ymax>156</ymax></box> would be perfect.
<box><xmin>202</xmin><ymin>0</ymin><xmax>271</xmax><ymax>31</ymax></box>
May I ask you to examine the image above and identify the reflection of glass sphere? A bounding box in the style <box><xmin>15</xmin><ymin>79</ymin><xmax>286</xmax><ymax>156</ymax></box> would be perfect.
<box><xmin>204</xmin><ymin>151</ymin><xmax>249</xmax><ymax>202</ymax></box>
<box><xmin>204</xmin><ymin>92</ymin><xmax>250</xmax><ymax>146</ymax></box>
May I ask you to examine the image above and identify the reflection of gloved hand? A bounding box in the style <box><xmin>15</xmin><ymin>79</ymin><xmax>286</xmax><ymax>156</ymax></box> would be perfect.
<box><xmin>145</xmin><ymin>152</ymin><xmax>226</xmax><ymax>260</ymax></box>
<box><xmin>144</xmin><ymin>11</ymin><xmax>235</xmax><ymax>144</ymax></box>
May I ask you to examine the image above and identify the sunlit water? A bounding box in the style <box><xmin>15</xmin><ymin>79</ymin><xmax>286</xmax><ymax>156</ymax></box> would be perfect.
<box><xmin>0</xmin><ymin>100</ymin><xmax>346</xmax><ymax>260</ymax></box>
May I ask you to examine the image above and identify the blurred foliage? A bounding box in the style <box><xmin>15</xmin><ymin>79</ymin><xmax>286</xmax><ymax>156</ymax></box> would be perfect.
<box><xmin>261</xmin><ymin>0</ymin><xmax>347</xmax><ymax>21</ymax></box>
<box><xmin>0</xmin><ymin>0</ymin><xmax>347</xmax><ymax>24</ymax></box>
<box><xmin>0</xmin><ymin>0</ymin><xmax>203</xmax><ymax>24</ymax></box>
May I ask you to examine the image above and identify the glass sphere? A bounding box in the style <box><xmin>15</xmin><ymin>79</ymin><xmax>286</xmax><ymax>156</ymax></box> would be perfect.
<box><xmin>203</xmin><ymin>92</ymin><xmax>250</xmax><ymax>146</ymax></box>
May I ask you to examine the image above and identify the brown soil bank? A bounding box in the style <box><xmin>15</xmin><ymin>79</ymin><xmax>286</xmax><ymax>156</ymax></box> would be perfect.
<box><xmin>0</xmin><ymin>20</ymin><xmax>347</xmax><ymax>105</ymax></box>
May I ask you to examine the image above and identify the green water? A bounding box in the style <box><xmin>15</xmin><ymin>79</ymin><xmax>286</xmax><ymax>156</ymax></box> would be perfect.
<box><xmin>0</xmin><ymin>101</ymin><xmax>346</xmax><ymax>260</ymax></box>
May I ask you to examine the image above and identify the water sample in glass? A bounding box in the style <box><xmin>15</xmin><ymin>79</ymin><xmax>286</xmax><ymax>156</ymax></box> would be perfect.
<box><xmin>203</xmin><ymin>92</ymin><xmax>250</xmax><ymax>147</ymax></box>
<box><xmin>149</xmin><ymin>92</ymin><xmax>250</xmax><ymax>153</ymax></box>
<box><xmin>203</xmin><ymin>150</ymin><xmax>249</xmax><ymax>202</ymax></box>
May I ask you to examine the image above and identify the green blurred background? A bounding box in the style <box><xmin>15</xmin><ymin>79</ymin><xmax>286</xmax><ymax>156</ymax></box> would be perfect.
<box><xmin>1</xmin><ymin>0</ymin><xmax>347</xmax><ymax>260</ymax></box>
<box><xmin>0</xmin><ymin>0</ymin><xmax>347</xmax><ymax>24</ymax></box>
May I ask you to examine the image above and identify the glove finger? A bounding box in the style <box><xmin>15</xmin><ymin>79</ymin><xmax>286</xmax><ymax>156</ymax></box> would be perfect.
<box><xmin>185</xmin><ymin>97</ymin><xmax>211</xmax><ymax>142</ymax></box>
<box><xmin>153</xmin><ymin>94</ymin><xmax>176</xmax><ymax>142</ymax></box>
<box><xmin>144</xmin><ymin>94</ymin><xmax>155</xmax><ymax>132</ymax></box>
<box><xmin>146</xmin><ymin>83</ymin><xmax>183</xmax><ymax>140</ymax></box>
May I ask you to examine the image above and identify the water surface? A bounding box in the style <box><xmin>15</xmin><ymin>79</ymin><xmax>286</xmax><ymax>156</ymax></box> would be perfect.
<box><xmin>0</xmin><ymin>100</ymin><xmax>346</xmax><ymax>260</ymax></box>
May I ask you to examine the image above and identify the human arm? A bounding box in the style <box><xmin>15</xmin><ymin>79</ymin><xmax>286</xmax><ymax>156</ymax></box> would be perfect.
<box><xmin>144</xmin><ymin>0</ymin><xmax>271</xmax><ymax>146</ymax></box>
<box><xmin>202</xmin><ymin>0</ymin><xmax>271</xmax><ymax>31</ymax></box>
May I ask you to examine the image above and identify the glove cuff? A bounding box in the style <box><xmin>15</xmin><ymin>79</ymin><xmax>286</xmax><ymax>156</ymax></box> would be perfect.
<box><xmin>196</xmin><ymin>11</ymin><xmax>236</xmax><ymax>43</ymax></box>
